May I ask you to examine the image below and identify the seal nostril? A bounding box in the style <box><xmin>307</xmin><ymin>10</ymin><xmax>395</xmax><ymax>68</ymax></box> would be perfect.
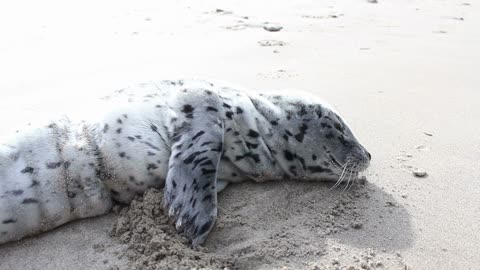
<box><xmin>366</xmin><ymin>151</ymin><xmax>371</xmax><ymax>160</ymax></box>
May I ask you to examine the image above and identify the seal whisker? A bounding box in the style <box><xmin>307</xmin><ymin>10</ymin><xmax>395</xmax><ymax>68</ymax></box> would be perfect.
<box><xmin>346</xmin><ymin>165</ymin><xmax>359</xmax><ymax>192</ymax></box>
<box><xmin>341</xmin><ymin>168</ymin><xmax>354</xmax><ymax>193</ymax></box>
<box><xmin>330</xmin><ymin>161</ymin><xmax>350</xmax><ymax>190</ymax></box>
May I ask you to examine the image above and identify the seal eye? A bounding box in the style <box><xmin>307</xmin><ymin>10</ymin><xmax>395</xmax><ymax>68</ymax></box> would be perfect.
<box><xmin>366</xmin><ymin>151</ymin><xmax>371</xmax><ymax>160</ymax></box>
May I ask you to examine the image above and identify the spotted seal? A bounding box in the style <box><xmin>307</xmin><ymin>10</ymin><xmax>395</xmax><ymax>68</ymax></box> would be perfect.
<box><xmin>0</xmin><ymin>79</ymin><xmax>370</xmax><ymax>247</ymax></box>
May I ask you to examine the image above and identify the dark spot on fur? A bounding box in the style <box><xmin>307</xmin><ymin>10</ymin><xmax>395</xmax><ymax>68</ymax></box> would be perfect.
<box><xmin>246</xmin><ymin>142</ymin><xmax>259</xmax><ymax>149</ymax></box>
<box><xmin>172</xmin><ymin>180</ymin><xmax>177</xmax><ymax>188</ymax></box>
<box><xmin>270</xmin><ymin>120</ymin><xmax>278</xmax><ymax>126</ymax></box>
<box><xmin>103</xmin><ymin>124</ymin><xmax>109</xmax><ymax>133</ymax></box>
<box><xmin>199</xmin><ymin>160</ymin><xmax>214</xmax><ymax>167</ymax></box>
<box><xmin>184</xmin><ymin>150</ymin><xmax>208</xmax><ymax>164</ymax></box>
<box><xmin>206</xmin><ymin>106</ymin><xmax>218</xmax><ymax>112</ymax></box>
<box><xmin>201</xmin><ymin>168</ymin><xmax>217</xmax><ymax>175</ymax></box>
<box><xmin>30</xmin><ymin>180</ymin><xmax>40</xmax><ymax>187</ymax></box>
<box><xmin>294</xmin><ymin>123</ymin><xmax>308</xmax><ymax>143</ymax></box>
<box><xmin>2</xmin><ymin>219</ymin><xmax>16</xmax><ymax>224</ymax></box>
<box><xmin>21</xmin><ymin>167</ymin><xmax>34</xmax><ymax>174</ymax></box>
<box><xmin>286</xmin><ymin>111</ymin><xmax>293</xmax><ymax>120</ymax></box>
<box><xmin>12</xmin><ymin>190</ymin><xmax>23</xmax><ymax>196</ymax></box>
<box><xmin>192</xmin><ymin>131</ymin><xmax>205</xmax><ymax>141</ymax></box>
<box><xmin>236</xmin><ymin>107</ymin><xmax>244</xmax><ymax>114</ymax></box>
<box><xmin>222</xmin><ymin>103</ymin><xmax>231</xmax><ymax>109</ymax></box>
<box><xmin>284</xmin><ymin>150</ymin><xmax>294</xmax><ymax>161</ymax></box>
<box><xmin>22</xmin><ymin>198</ymin><xmax>39</xmax><ymax>204</ymax></box>
<box><xmin>201</xmin><ymin>141</ymin><xmax>213</xmax><ymax>147</ymax></box>
<box><xmin>297</xmin><ymin>156</ymin><xmax>306</xmax><ymax>170</ymax></box>
<box><xmin>143</xmin><ymin>141</ymin><xmax>160</xmax><ymax>151</ymax></box>
<box><xmin>210</xmin><ymin>144</ymin><xmax>223</xmax><ymax>152</ymax></box>
<box><xmin>147</xmin><ymin>163</ymin><xmax>158</xmax><ymax>170</ymax></box>
<box><xmin>321</xmin><ymin>123</ymin><xmax>332</xmax><ymax>129</ymax></box>
<box><xmin>235</xmin><ymin>152</ymin><xmax>260</xmax><ymax>163</ymax></box>
<box><xmin>119</xmin><ymin>152</ymin><xmax>126</xmax><ymax>158</ymax></box>
<box><xmin>225</xmin><ymin>111</ymin><xmax>234</xmax><ymax>119</ymax></box>
<box><xmin>297</xmin><ymin>105</ymin><xmax>307</xmax><ymax>116</ymax></box>
<box><xmin>117</xmin><ymin>118</ymin><xmax>123</xmax><ymax>124</ymax></box>
<box><xmin>181</xmin><ymin>105</ymin><xmax>194</xmax><ymax>118</ymax></box>
<box><xmin>147</xmin><ymin>151</ymin><xmax>156</xmax><ymax>156</ymax></box>
<box><xmin>312</xmin><ymin>154</ymin><xmax>317</xmax><ymax>160</ymax></box>
<box><xmin>337</xmin><ymin>135</ymin><xmax>351</xmax><ymax>147</ymax></box>
<box><xmin>116</xmin><ymin>128</ymin><xmax>122</xmax><ymax>134</ymax></box>
<box><xmin>46</xmin><ymin>162</ymin><xmax>62</xmax><ymax>169</ymax></box>
<box><xmin>307</xmin><ymin>166</ymin><xmax>332</xmax><ymax>173</ymax></box>
<box><xmin>247</xmin><ymin>129</ymin><xmax>260</xmax><ymax>138</ymax></box>
<box><xmin>325</xmin><ymin>132</ymin><xmax>334</xmax><ymax>139</ymax></box>
<box><xmin>202</xmin><ymin>183</ymin><xmax>210</xmax><ymax>190</ymax></box>
<box><xmin>315</xmin><ymin>107</ymin><xmax>323</xmax><ymax>118</ymax></box>
<box><xmin>192</xmin><ymin>157</ymin><xmax>209</xmax><ymax>170</ymax></box>
<box><xmin>63</xmin><ymin>161</ymin><xmax>71</xmax><ymax>169</ymax></box>
<box><xmin>127</xmin><ymin>136</ymin><xmax>135</xmax><ymax>142</ymax></box>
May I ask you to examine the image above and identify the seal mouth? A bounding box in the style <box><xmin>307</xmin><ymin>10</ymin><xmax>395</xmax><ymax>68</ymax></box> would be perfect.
<box><xmin>328</xmin><ymin>153</ymin><xmax>369</xmax><ymax>190</ymax></box>
<box><xmin>328</xmin><ymin>154</ymin><xmax>343</xmax><ymax>168</ymax></box>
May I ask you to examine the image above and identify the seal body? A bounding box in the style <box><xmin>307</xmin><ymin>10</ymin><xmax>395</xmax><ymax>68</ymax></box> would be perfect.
<box><xmin>0</xmin><ymin>79</ymin><xmax>370</xmax><ymax>246</ymax></box>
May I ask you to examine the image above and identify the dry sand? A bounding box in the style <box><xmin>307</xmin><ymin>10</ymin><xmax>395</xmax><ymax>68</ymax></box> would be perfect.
<box><xmin>1</xmin><ymin>0</ymin><xmax>480</xmax><ymax>269</ymax></box>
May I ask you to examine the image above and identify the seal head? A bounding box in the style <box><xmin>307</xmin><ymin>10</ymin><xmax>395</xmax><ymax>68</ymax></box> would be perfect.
<box><xmin>307</xmin><ymin>106</ymin><xmax>371</xmax><ymax>182</ymax></box>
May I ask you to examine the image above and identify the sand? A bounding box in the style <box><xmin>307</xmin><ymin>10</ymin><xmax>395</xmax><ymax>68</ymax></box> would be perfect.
<box><xmin>1</xmin><ymin>0</ymin><xmax>480</xmax><ymax>269</ymax></box>
<box><xmin>105</xmin><ymin>181</ymin><xmax>410</xmax><ymax>270</ymax></box>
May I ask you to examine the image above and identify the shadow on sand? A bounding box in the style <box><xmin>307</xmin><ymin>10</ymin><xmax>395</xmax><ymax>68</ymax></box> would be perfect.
<box><xmin>207</xmin><ymin>179</ymin><xmax>414</xmax><ymax>269</ymax></box>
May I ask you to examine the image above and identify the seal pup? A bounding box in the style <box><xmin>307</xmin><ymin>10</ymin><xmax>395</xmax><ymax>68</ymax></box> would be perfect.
<box><xmin>0</xmin><ymin>79</ymin><xmax>370</xmax><ymax>247</ymax></box>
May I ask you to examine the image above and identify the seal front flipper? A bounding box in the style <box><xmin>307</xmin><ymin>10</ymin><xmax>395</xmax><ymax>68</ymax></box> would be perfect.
<box><xmin>164</xmin><ymin>117</ymin><xmax>224</xmax><ymax>248</ymax></box>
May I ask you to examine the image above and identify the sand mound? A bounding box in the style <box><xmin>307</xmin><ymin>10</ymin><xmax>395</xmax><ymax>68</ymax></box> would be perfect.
<box><xmin>109</xmin><ymin>189</ymin><xmax>234</xmax><ymax>270</ymax></box>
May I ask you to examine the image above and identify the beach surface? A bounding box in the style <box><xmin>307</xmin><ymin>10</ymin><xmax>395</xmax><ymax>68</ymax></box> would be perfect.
<box><xmin>0</xmin><ymin>0</ymin><xmax>479</xmax><ymax>269</ymax></box>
